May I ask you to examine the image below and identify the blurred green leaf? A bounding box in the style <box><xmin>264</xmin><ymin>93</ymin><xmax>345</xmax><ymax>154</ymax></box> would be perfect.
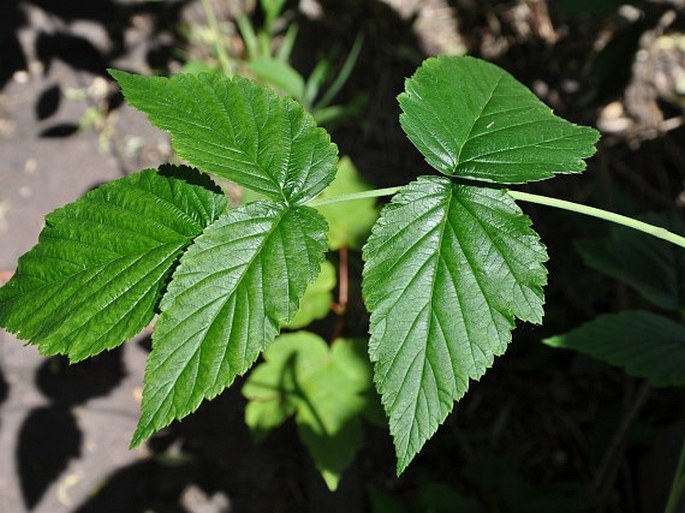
<box><xmin>316</xmin><ymin>156</ymin><xmax>378</xmax><ymax>250</ymax></box>
<box><xmin>243</xmin><ymin>332</ymin><xmax>375</xmax><ymax>490</ymax></box>
<box><xmin>178</xmin><ymin>60</ymin><xmax>218</xmax><ymax>75</ymax></box>
<box><xmin>286</xmin><ymin>260</ymin><xmax>336</xmax><ymax>329</ymax></box>
<box><xmin>576</xmin><ymin>212</ymin><xmax>685</xmax><ymax>310</ymax></box>
<box><xmin>260</xmin><ymin>0</ymin><xmax>287</xmax><ymax>30</ymax></box>
<box><xmin>545</xmin><ymin>311</ymin><xmax>685</xmax><ymax>387</ymax></box>
<box><xmin>248</xmin><ymin>57</ymin><xmax>306</xmax><ymax>100</ymax></box>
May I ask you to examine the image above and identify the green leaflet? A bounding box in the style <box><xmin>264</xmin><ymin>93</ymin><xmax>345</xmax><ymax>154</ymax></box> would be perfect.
<box><xmin>576</xmin><ymin>212</ymin><xmax>685</xmax><ymax>311</ymax></box>
<box><xmin>243</xmin><ymin>332</ymin><xmax>374</xmax><ymax>490</ymax></box>
<box><xmin>544</xmin><ymin>311</ymin><xmax>685</xmax><ymax>387</ymax></box>
<box><xmin>0</xmin><ymin>166</ymin><xmax>226</xmax><ymax>362</ymax></box>
<box><xmin>399</xmin><ymin>56</ymin><xmax>599</xmax><ymax>184</ymax></box>
<box><xmin>110</xmin><ymin>70</ymin><xmax>338</xmax><ymax>204</ymax></box>
<box><xmin>132</xmin><ymin>201</ymin><xmax>328</xmax><ymax>446</ymax></box>
<box><xmin>362</xmin><ymin>176</ymin><xmax>548</xmax><ymax>472</ymax></box>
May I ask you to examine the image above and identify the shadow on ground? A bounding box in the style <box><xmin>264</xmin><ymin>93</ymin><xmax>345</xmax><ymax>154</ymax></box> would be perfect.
<box><xmin>17</xmin><ymin>348</ymin><xmax>126</xmax><ymax>509</ymax></box>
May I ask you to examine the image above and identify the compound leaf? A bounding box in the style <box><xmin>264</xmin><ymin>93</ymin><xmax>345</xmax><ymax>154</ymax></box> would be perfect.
<box><xmin>0</xmin><ymin>166</ymin><xmax>226</xmax><ymax>362</ymax></box>
<box><xmin>110</xmin><ymin>69</ymin><xmax>338</xmax><ymax>204</ymax></box>
<box><xmin>544</xmin><ymin>311</ymin><xmax>685</xmax><ymax>387</ymax></box>
<box><xmin>399</xmin><ymin>56</ymin><xmax>599</xmax><ymax>184</ymax></box>
<box><xmin>362</xmin><ymin>176</ymin><xmax>547</xmax><ymax>473</ymax></box>
<box><xmin>243</xmin><ymin>332</ymin><xmax>373</xmax><ymax>490</ymax></box>
<box><xmin>132</xmin><ymin>202</ymin><xmax>328</xmax><ymax>446</ymax></box>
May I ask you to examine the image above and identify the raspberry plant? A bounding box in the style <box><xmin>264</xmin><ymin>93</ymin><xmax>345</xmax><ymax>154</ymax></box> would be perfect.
<box><xmin>2</xmin><ymin>56</ymin><xmax>685</xmax><ymax>481</ymax></box>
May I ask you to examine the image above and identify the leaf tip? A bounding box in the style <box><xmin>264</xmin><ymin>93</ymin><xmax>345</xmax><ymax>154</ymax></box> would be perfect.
<box><xmin>107</xmin><ymin>68</ymin><xmax>130</xmax><ymax>84</ymax></box>
<box><xmin>541</xmin><ymin>335</ymin><xmax>563</xmax><ymax>348</ymax></box>
<box><xmin>129</xmin><ymin>423</ymin><xmax>151</xmax><ymax>449</ymax></box>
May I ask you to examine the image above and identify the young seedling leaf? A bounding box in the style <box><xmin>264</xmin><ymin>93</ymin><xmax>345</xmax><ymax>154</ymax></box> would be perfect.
<box><xmin>544</xmin><ymin>311</ymin><xmax>685</xmax><ymax>387</ymax></box>
<box><xmin>132</xmin><ymin>202</ymin><xmax>327</xmax><ymax>446</ymax></box>
<box><xmin>243</xmin><ymin>332</ymin><xmax>374</xmax><ymax>490</ymax></box>
<box><xmin>576</xmin><ymin>212</ymin><xmax>685</xmax><ymax>311</ymax></box>
<box><xmin>399</xmin><ymin>56</ymin><xmax>600</xmax><ymax>184</ymax></box>
<box><xmin>0</xmin><ymin>166</ymin><xmax>226</xmax><ymax>362</ymax></box>
<box><xmin>109</xmin><ymin>70</ymin><xmax>338</xmax><ymax>204</ymax></box>
<box><xmin>315</xmin><ymin>156</ymin><xmax>379</xmax><ymax>250</ymax></box>
<box><xmin>362</xmin><ymin>176</ymin><xmax>547</xmax><ymax>473</ymax></box>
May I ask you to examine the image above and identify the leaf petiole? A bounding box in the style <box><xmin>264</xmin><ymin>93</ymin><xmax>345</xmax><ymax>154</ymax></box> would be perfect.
<box><xmin>308</xmin><ymin>187</ymin><xmax>401</xmax><ymax>207</ymax></box>
<box><xmin>308</xmin><ymin>187</ymin><xmax>685</xmax><ymax>249</ymax></box>
<box><xmin>510</xmin><ymin>191</ymin><xmax>685</xmax><ymax>249</ymax></box>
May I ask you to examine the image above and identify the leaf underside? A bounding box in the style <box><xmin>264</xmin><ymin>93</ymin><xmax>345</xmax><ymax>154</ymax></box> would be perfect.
<box><xmin>362</xmin><ymin>176</ymin><xmax>548</xmax><ymax>472</ymax></box>
<box><xmin>0</xmin><ymin>166</ymin><xmax>226</xmax><ymax>362</ymax></box>
<box><xmin>110</xmin><ymin>69</ymin><xmax>338</xmax><ymax>204</ymax></box>
<box><xmin>544</xmin><ymin>311</ymin><xmax>685</xmax><ymax>387</ymax></box>
<box><xmin>398</xmin><ymin>55</ymin><xmax>600</xmax><ymax>184</ymax></box>
<box><xmin>132</xmin><ymin>202</ymin><xmax>328</xmax><ymax>446</ymax></box>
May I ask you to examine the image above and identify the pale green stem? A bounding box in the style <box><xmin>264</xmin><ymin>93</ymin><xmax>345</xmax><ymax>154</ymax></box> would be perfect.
<box><xmin>307</xmin><ymin>186</ymin><xmax>685</xmax><ymax>249</ymax></box>
<box><xmin>510</xmin><ymin>191</ymin><xmax>685</xmax><ymax>249</ymax></box>
<box><xmin>308</xmin><ymin>187</ymin><xmax>401</xmax><ymax>207</ymax></box>
<box><xmin>201</xmin><ymin>0</ymin><xmax>232</xmax><ymax>76</ymax></box>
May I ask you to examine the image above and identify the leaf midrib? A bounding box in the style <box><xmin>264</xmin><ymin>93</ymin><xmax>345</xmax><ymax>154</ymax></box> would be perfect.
<box><xmin>152</xmin><ymin>205</ymin><xmax>289</xmax><ymax>396</ymax></box>
<box><xmin>453</xmin><ymin>73</ymin><xmax>503</xmax><ymax>171</ymax></box>
<box><xmin>403</xmin><ymin>184</ymin><xmax>453</xmax><ymax>459</ymax></box>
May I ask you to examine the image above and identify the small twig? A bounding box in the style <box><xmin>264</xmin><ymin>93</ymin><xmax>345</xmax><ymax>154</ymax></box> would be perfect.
<box><xmin>337</xmin><ymin>246</ymin><xmax>349</xmax><ymax>313</ymax></box>
<box><xmin>330</xmin><ymin>246</ymin><xmax>349</xmax><ymax>342</ymax></box>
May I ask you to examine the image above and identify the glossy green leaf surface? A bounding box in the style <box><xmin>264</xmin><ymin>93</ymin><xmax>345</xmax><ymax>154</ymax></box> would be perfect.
<box><xmin>544</xmin><ymin>311</ymin><xmax>685</xmax><ymax>387</ymax></box>
<box><xmin>285</xmin><ymin>259</ymin><xmax>336</xmax><ymax>329</ymax></box>
<box><xmin>576</xmin><ymin>212</ymin><xmax>685</xmax><ymax>311</ymax></box>
<box><xmin>132</xmin><ymin>201</ymin><xmax>328</xmax><ymax>446</ymax></box>
<box><xmin>315</xmin><ymin>156</ymin><xmax>379</xmax><ymax>250</ymax></box>
<box><xmin>362</xmin><ymin>176</ymin><xmax>547</xmax><ymax>472</ymax></box>
<box><xmin>243</xmin><ymin>332</ymin><xmax>374</xmax><ymax>490</ymax></box>
<box><xmin>399</xmin><ymin>56</ymin><xmax>599</xmax><ymax>184</ymax></box>
<box><xmin>110</xmin><ymin>70</ymin><xmax>338</xmax><ymax>204</ymax></box>
<box><xmin>0</xmin><ymin>166</ymin><xmax>226</xmax><ymax>362</ymax></box>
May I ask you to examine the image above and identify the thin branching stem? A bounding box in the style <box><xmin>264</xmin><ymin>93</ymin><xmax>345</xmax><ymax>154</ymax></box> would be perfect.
<box><xmin>307</xmin><ymin>186</ymin><xmax>685</xmax><ymax>249</ymax></box>
<box><xmin>509</xmin><ymin>191</ymin><xmax>685</xmax><ymax>249</ymax></box>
